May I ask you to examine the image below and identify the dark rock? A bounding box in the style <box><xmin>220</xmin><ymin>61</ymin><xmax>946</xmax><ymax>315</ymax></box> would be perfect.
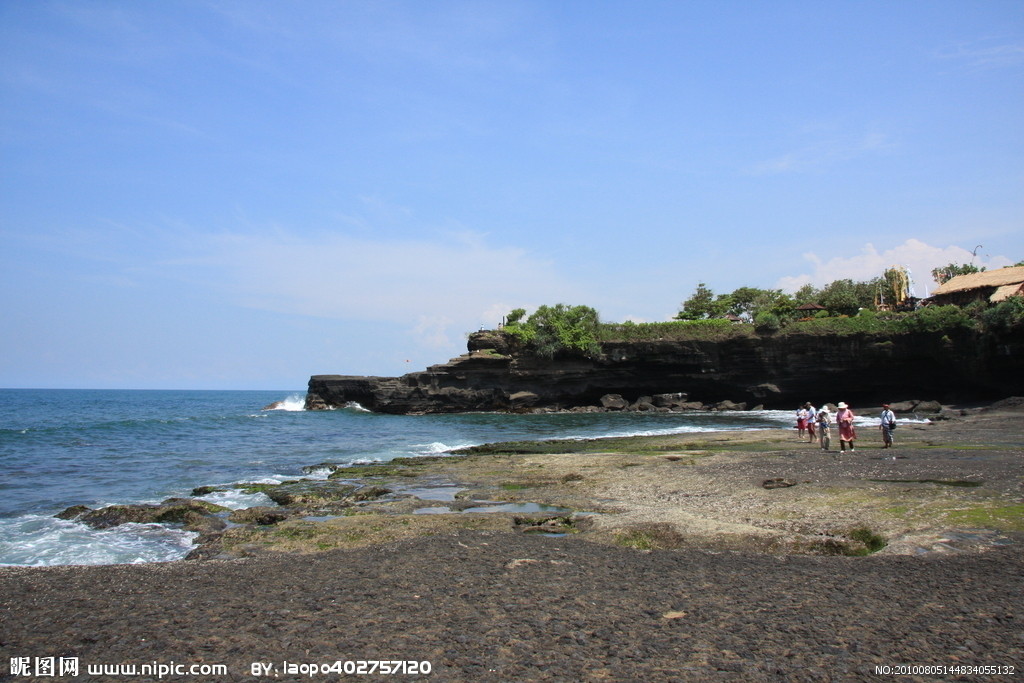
<box><xmin>762</xmin><ymin>478</ymin><xmax>797</xmax><ymax>489</ymax></box>
<box><xmin>301</xmin><ymin>462</ymin><xmax>341</xmax><ymax>474</ymax></box>
<box><xmin>600</xmin><ymin>394</ymin><xmax>629</xmax><ymax>410</ymax></box>
<box><xmin>228</xmin><ymin>507</ymin><xmax>293</xmax><ymax>525</ymax></box>
<box><xmin>55</xmin><ymin>505</ymin><xmax>91</xmax><ymax>520</ymax></box>
<box><xmin>78</xmin><ymin>504</ymin><xmax>163</xmax><ymax>529</ymax></box>
<box><xmin>352</xmin><ymin>485</ymin><xmax>392</xmax><ymax>502</ymax></box>
<box><xmin>652</xmin><ymin>392</ymin><xmax>688</xmax><ymax>407</ymax></box>
<box><xmin>190</xmin><ymin>485</ymin><xmax>223</xmax><ymax>496</ymax></box>
<box><xmin>509</xmin><ymin>391</ymin><xmax>539</xmax><ymax>410</ymax></box>
<box><xmin>306</xmin><ymin>328</ymin><xmax>1024</xmax><ymax>414</ymax></box>
<box><xmin>258</xmin><ymin>481</ymin><xmax>359</xmax><ymax>507</ymax></box>
<box><xmin>915</xmin><ymin>400</ymin><xmax>942</xmax><ymax>414</ymax></box>
<box><xmin>76</xmin><ymin>499</ymin><xmax>228</xmax><ymax>532</ymax></box>
<box><xmin>262</xmin><ymin>401</ymin><xmax>285</xmax><ymax>411</ymax></box>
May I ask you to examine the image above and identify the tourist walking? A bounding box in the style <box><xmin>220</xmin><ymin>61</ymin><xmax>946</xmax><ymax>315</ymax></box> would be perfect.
<box><xmin>817</xmin><ymin>405</ymin><xmax>831</xmax><ymax>451</ymax></box>
<box><xmin>880</xmin><ymin>403</ymin><xmax>896</xmax><ymax>449</ymax></box>
<box><xmin>836</xmin><ymin>402</ymin><xmax>856</xmax><ymax>452</ymax></box>
<box><xmin>804</xmin><ymin>402</ymin><xmax>817</xmax><ymax>442</ymax></box>
<box><xmin>796</xmin><ymin>405</ymin><xmax>808</xmax><ymax>439</ymax></box>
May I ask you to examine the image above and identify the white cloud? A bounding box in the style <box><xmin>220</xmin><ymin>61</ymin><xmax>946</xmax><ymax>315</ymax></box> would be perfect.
<box><xmin>180</xmin><ymin>227</ymin><xmax>583</xmax><ymax>351</ymax></box>
<box><xmin>776</xmin><ymin>239</ymin><xmax>1013</xmax><ymax>296</ymax></box>
<box><xmin>934</xmin><ymin>39</ymin><xmax>1024</xmax><ymax>70</ymax></box>
<box><xmin>747</xmin><ymin>129</ymin><xmax>895</xmax><ymax>176</ymax></box>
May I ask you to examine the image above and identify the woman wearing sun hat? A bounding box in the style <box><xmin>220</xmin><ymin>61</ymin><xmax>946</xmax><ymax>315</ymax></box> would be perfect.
<box><xmin>835</xmin><ymin>402</ymin><xmax>856</xmax><ymax>452</ymax></box>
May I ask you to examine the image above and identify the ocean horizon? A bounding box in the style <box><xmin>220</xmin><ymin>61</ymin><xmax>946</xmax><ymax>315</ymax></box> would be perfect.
<box><xmin>1</xmin><ymin>388</ymin><xmax>832</xmax><ymax>567</ymax></box>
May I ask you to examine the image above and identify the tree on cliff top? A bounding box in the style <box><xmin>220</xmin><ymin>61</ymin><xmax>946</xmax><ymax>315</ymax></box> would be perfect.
<box><xmin>503</xmin><ymin>304</ymin><xmax>601</xmax><ymax>359</ymax></box>
<box><xmin>676</xmin><ymin>283</ymin><xmax>731</xmax><ymax>320</ymax></box>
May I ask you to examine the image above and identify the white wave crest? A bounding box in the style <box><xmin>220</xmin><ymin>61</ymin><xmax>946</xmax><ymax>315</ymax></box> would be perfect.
<box><xmin>264</xmin><ymin>394</ymin><xmax>307</xmax><ymax>411</ymax></box>
<box><xmin>195</xmin><ymin>488</ymin><xmax>274</xmax><ymax>510</ymax></box>
<box><xmin>0</xmin><ymin>516</ymin><xmax>197</xmax><ymax>567</ymax></box>
<box><xmin>409</xmin><ymin>442</ymin><xmax>474</xmax><ymax>455</ymax></box>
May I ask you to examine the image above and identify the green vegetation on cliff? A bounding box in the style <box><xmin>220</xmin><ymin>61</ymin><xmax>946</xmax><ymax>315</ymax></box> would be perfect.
<box><xmin>499</xmin><ymin>299</ymin><xmax>1021</xmax><ymax>351</ymax></box>
<box><xmin>496</xmin><ymin>265</ymin><xmax>1022</xmax><ymax>356</ymax></box>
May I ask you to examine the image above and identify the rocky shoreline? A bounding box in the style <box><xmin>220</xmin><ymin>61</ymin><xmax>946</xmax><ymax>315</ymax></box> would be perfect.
<box><xmin>2</xmin><ymin>400</ymin><xmax>1021</xmax><ymax>681</ymax></box>
<box><xmin>51</xmin><ymin>398</ymin><xmax>1019</xmax><ymax>562</ymax></box>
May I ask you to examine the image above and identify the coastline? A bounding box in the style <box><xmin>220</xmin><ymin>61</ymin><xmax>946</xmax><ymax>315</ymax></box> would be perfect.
<box><xmin>2</xmin><ymin>402</ymin><xmax>1022</xmax><ymax>679</ymax></box>
<box><xmin>184</xmin><ymin>401</ymin><xmax>1023</xmax><ymax>559</ymax></box>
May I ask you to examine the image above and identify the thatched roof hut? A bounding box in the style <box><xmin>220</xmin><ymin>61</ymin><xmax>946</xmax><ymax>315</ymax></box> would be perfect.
<box><xmin>928</xmin><ymin>266</ymin><xmax>1024</xmax><ymax>306</ymax></box>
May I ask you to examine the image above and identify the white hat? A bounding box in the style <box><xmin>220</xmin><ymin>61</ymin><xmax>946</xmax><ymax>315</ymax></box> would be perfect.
<box><xmin>837</xmin><ymin>402</ymin><xmax>848</xmax><ymax>409</ymax></box>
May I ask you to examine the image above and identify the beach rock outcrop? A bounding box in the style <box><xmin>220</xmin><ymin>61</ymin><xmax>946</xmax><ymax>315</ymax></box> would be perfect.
<box><xmin>60</xmin><ymin>499</ymin><xmax>230</xmax><ymax>533</ymax></box>
<box><xmin>306</xmin><ymin>327</ymin><xmax>1024</xmax><ymax>415</ymax></box>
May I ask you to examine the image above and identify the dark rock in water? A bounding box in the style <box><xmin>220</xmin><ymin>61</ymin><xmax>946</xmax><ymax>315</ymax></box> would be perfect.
<box><xmin>262</xmin><ymin>401</ymin><xmax>285</xmax><ymax>410</ymax></box>
<box><xmin>229</xmin><ymin>507</ymin><xmax>292</xmax><ymax>525</ymax></box>
<box><xmin>652</xmin><ymin>392</ymin><xmax>688</xmax><ymax>407</ymax></box>
<box><xmin>190</xmin><ymin>485</ymin><xmax>223</xmax><ymax>496</ymax></box>
<box><xmin>301</xmin><ymin>462</ymin><xmax>342</xmax><ymax>474</ymax></box>
<box><xmin>762</xmin><ymin>478</ymin><xmax>797</xmax><ymax>489</ymax></box>
<box><xmin>305</xmin><ymin>328</ymin><xmax>1024</xmax><ymax>415</ymax></box>
<box><xmin>600</xmin><ymin>394</ymin><xmax>629</xmax><ymax>410</ymax></box>
<box><xmin>632</xmin><ymin>399</ymin><xmax>657</xmax><ymax>412</ymax></box>
<box><xmin>76</xmin><ymin>499</ymin><xmax>228</xmax><ymax>533</ymax></box>
<box><xmin>55</xmin><ymin>505</ymin><xmax>92</xmax><ymax>520</ymax></box>
<box><xmin>253</xmin><ymin>481</ymin><xmax>359</xmax><ymax>507</ymax></box>
<box><xmin>79</xmin><ymin>504</ymin><xmax>163</xmax><ymax>529</ymax></box>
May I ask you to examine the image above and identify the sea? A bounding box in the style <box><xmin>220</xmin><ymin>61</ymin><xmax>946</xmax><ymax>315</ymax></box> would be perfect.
<box><xmin>0</xmin><ymin>388</ymin><xmax>814</xmax><ymax>567</ymax></box>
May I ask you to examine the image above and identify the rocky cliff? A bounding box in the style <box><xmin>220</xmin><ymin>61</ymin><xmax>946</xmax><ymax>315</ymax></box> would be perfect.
<box><xmin>305</xmin><ymin>328</ymin><xmax>1024</xmax><ymax>414</ymax></box>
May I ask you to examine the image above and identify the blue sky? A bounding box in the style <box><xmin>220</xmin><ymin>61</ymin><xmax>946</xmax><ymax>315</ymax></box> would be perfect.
<box><xmin>2</xmin><ymin>1</ymin><xmax>1022</xmax><ymax>389</ymax></box>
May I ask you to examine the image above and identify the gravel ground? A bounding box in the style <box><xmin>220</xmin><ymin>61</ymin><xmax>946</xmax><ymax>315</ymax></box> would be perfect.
<box><xmin>1</xmin><ymin>531</ymin><xmax>1021</xmax><ymax>682</ymax></box>
<box><xmin>2</xmin><ymin>404</ymin><xmax>1022</xmax><ymax>682</ymax></box>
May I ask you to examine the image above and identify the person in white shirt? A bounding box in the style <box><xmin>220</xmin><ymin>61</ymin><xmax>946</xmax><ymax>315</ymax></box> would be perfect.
<box><xmin>879</xmin><ymin>403</ymin><xmax>896</xmax><ymax>449</ymax></box>
<box><xmin>804</xmin><ymin>403</ymin><xmax>817</xmax><ymax>442</ymax></box>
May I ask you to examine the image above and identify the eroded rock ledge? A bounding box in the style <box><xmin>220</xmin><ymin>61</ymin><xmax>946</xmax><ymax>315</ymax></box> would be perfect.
<box><xmin>306</xmin><ymin>328</ymin><xmax>1023</xmax><ymax>414</ymax></box>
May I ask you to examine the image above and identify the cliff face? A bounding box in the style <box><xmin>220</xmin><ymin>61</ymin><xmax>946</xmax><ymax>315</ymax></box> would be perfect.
<box><xmin>305</xmin><ymin>328</ymin><xmax>1024</xmax><ymax>414</ymax></box>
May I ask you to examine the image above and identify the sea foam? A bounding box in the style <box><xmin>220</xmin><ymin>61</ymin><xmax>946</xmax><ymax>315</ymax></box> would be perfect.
<box><xmin>0</xmin><ymin>515</ymin><xmax>197</xmax><ymax>567</ymax></box>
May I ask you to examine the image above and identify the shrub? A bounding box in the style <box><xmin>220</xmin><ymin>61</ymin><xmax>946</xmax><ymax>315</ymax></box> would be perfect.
<box><xmin>893</xmin><ymin>305</ymin><xmax>972</xmax><ymax>333</ymax></box>
<box><xmin>783</xmin><ymin>315</ymin><xmax>885</xmax><ymax>336</ymax></box>
<box><xmin>505</xmin><ymin>304</ymin><xmax>601</xmax><ymax>359</ymax></box>
<box><xmin>598</xmin><ymin>319</ymin><xmax>752</xmax><ymax>342</ymax></box>
<box><xmin>754</xmin><ymin>311</ymin><xmax>781</xmax><ymax>332</ymax></box>
<box><xmin>981</xmin><ymin>297</ymin><xmax>1024</xmax><ymax>333</ymax></box>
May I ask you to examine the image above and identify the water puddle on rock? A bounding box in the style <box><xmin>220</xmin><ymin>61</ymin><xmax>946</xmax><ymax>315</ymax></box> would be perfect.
<box><xmin>393</xmin><ymin>483</ymin><xmax>465</xmax><ymax>502</ymax></box>
<box><xmin>414</xmin><ymin>502</ymin><xmax>571</xmax><ymax>515</ymax></box>
<box><xmin>889</xmin><ymin>529</ymin><xmax>1014</xmax><ymax>555</ymax></box>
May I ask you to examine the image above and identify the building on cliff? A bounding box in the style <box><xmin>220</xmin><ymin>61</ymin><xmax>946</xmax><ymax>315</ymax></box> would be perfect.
<box><xmin>927</xmin><ymin>265</ymin><xmax>1024</xmax><ymax>307</ymax></box>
